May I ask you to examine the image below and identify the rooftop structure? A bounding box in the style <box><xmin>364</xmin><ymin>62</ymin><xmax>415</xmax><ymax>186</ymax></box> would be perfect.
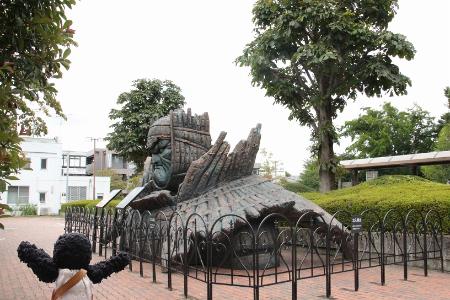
<box><xmin>341</xmin><ymin>151</ymin><xmax>450</xmax><ymax>170</ymax></box>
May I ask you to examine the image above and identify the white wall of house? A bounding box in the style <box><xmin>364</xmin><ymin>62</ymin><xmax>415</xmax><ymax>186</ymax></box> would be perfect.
<box><xmin>60</xmin><ymin>176</ymin><xmax>110</xmax><ymax>203</ymax></box>
<box><xmin>0</xmin><ymin>137</ymin><xmax>110</xmax><ymax>215</ymax></box>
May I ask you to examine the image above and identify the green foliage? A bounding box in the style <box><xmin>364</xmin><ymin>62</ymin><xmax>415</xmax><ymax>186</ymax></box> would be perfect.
<box><xmin>298</xmin><ymin>158</ymin><xmax>320</xmax><ymax>191</ymax></box>
<box><xmin>302</xmin><ymin>175</ymin><xmax>450</xmax><ymax>232</ymax></box>
<box><xmin>105</xmin><ymin>79</ymin><xmax>185</xmax><ymax>171</ymax></box>
<box><xmin>279</xmin><ymin>177</ymin><xmax>315</xmax><ymax>193</ymax></box>
<box><xmin>437</xmin><ymin>86</ymin><xmax>450</xmax><ymax>133</ymax></box>
<box><xmin>237</xmin><ymin>0</ymin><xmax>415</xmax><ymax>191</ymax></box>
<box><xmin>422</xmin><ymin>123</ymin><xmax>450</xmax><ymax>183</ymax></box>
<box><xmin>126</xmin><ymin>172</ymin><xmax>143</xmax><ymax>191</ymax></box>
<box><xmin>96</xmin><ymin>169</ymin><xmax>127</xmax><ymax>190</ymax></box>
<box><xmin>0</xmin><ymin>203</ymin><xmax>12</xmax><ymax>230</ymax></box>
<box><xmin>18</xmin><ymin>204</ymin><xmax>37</xmax><ymax>216</ymax></box>
<box><xmin>0</xmin><ymin>0</ymin><xmax>77</xmax><ymax>191</ymax></box>
<box><xmin>341</xmin><ymin>103</ymin><xmax>438</xmax><ymax>158</ymax></box>
<box><xmin>61</xmin><ymin>199</ymin><xmax>120</xmax><ymax>211</ymax></box>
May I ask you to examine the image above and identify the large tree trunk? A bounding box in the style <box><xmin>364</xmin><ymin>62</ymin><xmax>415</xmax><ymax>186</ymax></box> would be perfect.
<box><xmin>317</xmin><ymin>103</ymin><xmax>335</xmax><ymax>193</ymax></box>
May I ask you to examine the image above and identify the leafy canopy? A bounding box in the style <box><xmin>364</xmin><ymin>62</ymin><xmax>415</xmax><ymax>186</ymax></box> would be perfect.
<box><xmin>341</xmin><ymin>102</ymin><xmax>439</xmax><ymax>158</ymax></box>
<box><xmin>236</xmin><ymin>0</ymin><xmax>415</xmax><ymax>191</ymax></box>
<box><xmin>236</xmin><ymin>0</ymin><xmax>415</xmax><ymax>127</ymax></box>
<box><xmin>422</xmin><ymin>122</ymin><xmax>450</xmax><ymax>183</ymax></box>
<box><xmin>105</xmin><ymin>79</ymin><xmax>186</xmax><ymax>171</ymax></box>
<box><xmin>0</xmin><ymin>0</ymin><xmax>76</xmax><ymax>191</ymax></box>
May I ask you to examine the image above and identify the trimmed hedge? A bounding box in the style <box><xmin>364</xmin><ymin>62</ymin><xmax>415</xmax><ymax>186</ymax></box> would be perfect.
<box><xmin>302</xmin><ymin>175</ymin><xmax>450</xmax><ymax>233</ymax></box>
<box><xmin>61</xmin><ymin>199</ymin><xmax>121</xmax><ymax>211</ymax></box>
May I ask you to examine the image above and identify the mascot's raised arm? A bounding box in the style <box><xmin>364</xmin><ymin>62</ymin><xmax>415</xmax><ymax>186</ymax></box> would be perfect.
<box><xmin>17</xmin><ymin>233</ymin><xmax>130</xmax><ymax>300</ymax></box>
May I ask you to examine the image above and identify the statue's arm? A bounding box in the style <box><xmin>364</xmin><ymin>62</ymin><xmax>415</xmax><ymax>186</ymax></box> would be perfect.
<box><xmin>17</xmin><ymin>241</ymin><xmax>59</xmax><ymax>283</ymax></box>
<box><xmin>86</xmin><ymin>252</ymin><xmax>130</xmax><ymax>284</ymax></box>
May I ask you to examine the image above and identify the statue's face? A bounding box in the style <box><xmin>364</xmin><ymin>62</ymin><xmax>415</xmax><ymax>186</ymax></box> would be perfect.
<box><xmin>150</xmin><ymin>139</ymin><xmax>172</xmax><ymax>188</ymax></box>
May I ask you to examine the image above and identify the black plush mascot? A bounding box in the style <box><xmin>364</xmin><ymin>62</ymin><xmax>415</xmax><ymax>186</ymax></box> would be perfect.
<box><xmin>17</xmin><ymin>233</ymin><xmax>130</xmax><ymax>299</ymax></box>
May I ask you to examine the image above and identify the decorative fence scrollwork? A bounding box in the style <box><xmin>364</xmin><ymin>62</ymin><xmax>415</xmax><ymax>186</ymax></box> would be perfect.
<box><xmin>64</xmin><ymin>206</ymin><xmax>446</xmax><ymax>300</ymax></box>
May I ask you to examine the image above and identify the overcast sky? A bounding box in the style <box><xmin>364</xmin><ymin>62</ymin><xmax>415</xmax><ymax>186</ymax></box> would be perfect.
<box><xmin>44</xmin><ymin>0</ymin><xmax>450</xmax><ymax>176</ymax></box>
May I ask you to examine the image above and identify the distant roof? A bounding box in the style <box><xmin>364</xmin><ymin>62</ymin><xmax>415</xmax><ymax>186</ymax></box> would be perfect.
<box><xmin>341</xmin><ymin>151</ymin><xmax>450</xmax><ymax>170</ymax></box>
<box><xmin>21</xmin><ymin>136</ymin><xmax>60</xmax><ymax>144</ymax></box>
<box><xmin>62</xmin><ymin>150</ymin><xmax>87</xmax><ymax>156</ymax></box>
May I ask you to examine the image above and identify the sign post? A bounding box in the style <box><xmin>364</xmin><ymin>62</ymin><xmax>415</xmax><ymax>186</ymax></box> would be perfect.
<box><xmin>352</xmin><ymin>215</ymin><xmax>362</xmax><ymax>291</ymax></box>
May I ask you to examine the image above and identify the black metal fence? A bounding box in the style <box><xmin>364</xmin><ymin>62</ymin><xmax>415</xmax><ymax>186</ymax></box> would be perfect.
<box><xmin>64</xmin><ymin>206</ymin><xmax>445</xmax><ymax>300</ymax></box>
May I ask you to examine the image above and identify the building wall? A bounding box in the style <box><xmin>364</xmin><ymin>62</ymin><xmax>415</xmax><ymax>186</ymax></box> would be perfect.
<box><xmin>0</xmin><ymin>137</ymin><xmax>110</xmax><ymax>215</ymax></box>
<box><xmin>60</xmin><ymin>176</ymin><xmax>110</xmax><ymax>202</ymax></box>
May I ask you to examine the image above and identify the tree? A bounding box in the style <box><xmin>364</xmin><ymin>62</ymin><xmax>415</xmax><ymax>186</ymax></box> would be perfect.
<box><xmin>236</xmin><ymin>0</ymin><xmax>415</xmax><ymax>192</ymax></box>
<box><xmin>96</xmin><ymin>169</ymin><xmax>127</xmax><ymax>191</ymax></box>
<box><xmin>298</xmin><ymin>158</ymin><xmax>320</xmax><ymax>191</ymax></box>
<box><xmin>106</xmin><ymin>79</ymin><xmax>185</xmax><ymax>171</ymax></box>
<box><xmin>437</xmin><ymin>86</ymin><xmax>450</xmax><ymax>133</ymax></box>
<box><xmin>418</xmin><ymin>87</ymin><xmax>450</xmax><ymax>183</ymax></box>
<box><xmin>259</xmin><ymin>148</ymin><xmax>276</xmax><ymax>179</ymax></box>
<box><xmin>341</xmin><ymin>103</ymin><xmax>438</xmax><ymax>158</ymax></box>
<box><xmin>0</xmin><ymin>0</ymin><xmax>76</xmax><ymax>191</ymax></box>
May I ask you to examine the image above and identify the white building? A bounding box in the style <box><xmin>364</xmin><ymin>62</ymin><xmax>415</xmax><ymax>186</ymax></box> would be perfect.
<box><xmin>0</xmin><ymin>137</ymin><xmax>110</xmax><ymax>215</ymax></box>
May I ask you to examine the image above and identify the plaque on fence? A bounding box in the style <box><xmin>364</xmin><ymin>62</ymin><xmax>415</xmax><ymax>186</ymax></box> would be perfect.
<box><xmin>115</xmin><ymin>187</ymin><xmax>145</xmax><ymax>209</ymax></box>
<box><xmin>96</xmin><ymin>189</ymin><xmax>122</xmax><ymax>208</ymax></box>
<box><xmin>352</xmin><ymin>215</ymin><xmax>362</xmax><ymax>233</ymax></box>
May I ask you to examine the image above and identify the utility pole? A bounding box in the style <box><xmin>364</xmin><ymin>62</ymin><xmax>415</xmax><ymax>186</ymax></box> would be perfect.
<box><xmin>65</xmin><ymin>152</ymin><xmax>70</xmax><ymax>202</ymax></box>
<box><xmin>87</xmin><ymin>137</ymin><xmax>102</xmax><ymax>200</ymax></box>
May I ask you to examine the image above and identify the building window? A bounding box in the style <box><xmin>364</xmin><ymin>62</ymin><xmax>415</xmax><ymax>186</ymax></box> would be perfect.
<box><xmin>39</xmin><ymin>192</ymin><xmax>46</xmax><ymax>203</ymax></box>
<box><xmin>70</xmin><ymin>156</ymin><xmax>81</xmax><ymax>167</ymax></box>
<box><xmin>67</xmin><ymin>186</ymin><xmax>87</xmax><ymax>201</ymax></box>
<box><xmin>7</xmin><ymin>186</ymin><xmax>30</xmax><ymax>204</ymax></box>
<box><xmin>41</xmin><ymin>158</ymin><xmax>47</xmax><ymax>169</ymax></box>
<box><xmin>111</xmin><ymin>154</ymin><xmax>125</xmax><ymax>169</ymax></box>
<box><xmin>63</xmin><ymin>155</ymin><xmax>86</xmax><ymax>168</ymax></box>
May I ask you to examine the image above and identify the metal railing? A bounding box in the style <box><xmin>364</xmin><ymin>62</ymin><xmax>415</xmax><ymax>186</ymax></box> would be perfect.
<box><xmin>65</xmin><ymin>206</ymin><xmax>445</xmax><ymax>300</ymax></box>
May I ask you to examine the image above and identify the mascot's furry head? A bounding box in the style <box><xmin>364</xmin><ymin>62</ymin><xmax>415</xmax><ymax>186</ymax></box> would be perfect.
<box><xmin>18</xmin><ymin>232</ymin><xmax>130</xmax><ymax>284</ymax></box>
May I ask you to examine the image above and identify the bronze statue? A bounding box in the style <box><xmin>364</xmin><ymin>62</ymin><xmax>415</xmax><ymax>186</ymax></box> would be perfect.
<box><xmin>128</xmin><ymin>108</ymin><xmax>348</xmax><ymax>268</ymax></box>
<box><xmin>131</xmin><ymin>108</ymin><xmax>342</xmax><ymax>229</ymax></box>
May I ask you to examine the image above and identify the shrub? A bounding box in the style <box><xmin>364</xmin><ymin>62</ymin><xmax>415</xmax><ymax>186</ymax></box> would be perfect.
<box><xmin>18</xmin><ymin>204</ymin><xmax>37</xmax><ymax>216</ymax></box>
<box><xmin>0</xmin><ymin>204</ymin><xmax>12</xmax><ymax>229</ymax></box>
<box><xmin>279</xmin><ymin>178</ymin><xmax>315</xmax><ymax>193</ymax></box>
<box><xmin>301</xmin><ymin>175</ymin><xmax>450</xmax><ymax>233</ymax></box>
<box><xmin>61</xmin><ymin>199</ymin><xmax>121</xmax><ymax>211</ymax></box>
<box><xmin>61</xmin><ymin>200</ymin><xmax>99</xmax><ymax>211</ymax></box>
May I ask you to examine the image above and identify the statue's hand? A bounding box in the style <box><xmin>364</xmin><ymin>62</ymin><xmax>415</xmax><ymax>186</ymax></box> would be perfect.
<box><xmin>129</xmin><ymin>190</ymin><xmax>173</xmax><ymax>211</ymax></box>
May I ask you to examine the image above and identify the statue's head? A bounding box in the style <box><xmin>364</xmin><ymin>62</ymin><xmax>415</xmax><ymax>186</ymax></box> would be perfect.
<box><xmin>146</xmin><ymin>109</ymin><xmax>211</xmax><ymax>192</ymax></box>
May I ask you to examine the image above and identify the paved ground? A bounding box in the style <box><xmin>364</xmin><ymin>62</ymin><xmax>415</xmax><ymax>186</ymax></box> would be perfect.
<box><xmin>1</xmin><ymin>216</ymin><xmax>450</xmax><ymax>300</ymax></box>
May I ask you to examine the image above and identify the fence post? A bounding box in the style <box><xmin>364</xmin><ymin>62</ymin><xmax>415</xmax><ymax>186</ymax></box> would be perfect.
<box><xmin>111</xmin><ymin>209</ymin><xmax>118</xmax><ymax>256</ymax></box>
<box><xmin>326</xmin><ymin>229</ymin><xmax>331</xmax><ymax>298</ymax></box>
<box><xmin>167</xmin><ymin>222</ymin><xmax>172</xmax><ymax>291</ymax></box>
<box><xmin>99</xmin><ymin>208</ymin><xmax>105</xmax><ymax>256</ymax></box>
<box><xmin>139</xmin><ymin>222</ymin><xmax>144</xmax><ymax>277</ymax></box>
<box><xmin>92</xmin><ymin>207</ymin><xmax>98</xmax><ymax>253</ymax></box>
<box><xmin>380</xmin><ymin>222</ymin><xmax>385</xmax><ymax>285</ymax></box>
<box><xmin>184</xmin><ymin>225</ymin><xmax>188</xmax><ymax>298</ymax></box>
<box><xmin>440</xmin><ymin>230</ymin><xmax>444</xmax><ymax>273</ymax></box>
<box><xmin>207</xmin><ymin>230</ymin><xmax>213</xmax><ymax>300</ymax></box>
<box><xmin>423</xmin><ymin>218</ymin><xmax>428</xmax><ymax>277</ymax></box>
<box><xmin>403</xmin><ymin>225</ymin><xmax>408</xmax><ymax>281</ymax></box>
<box><xmin>151</xmin><ymin>227</ymin><xmax>157</xmax><ymax>283</ymax></box>
<box><xmin>354</xmin><ymin>232</ymin><xmax>359</xmax><ymax>291</ymax></box>
<box><xmin>253</xmin><ymin>234</ymin><xmax>259</xmax><ymax>300</ymax></box>
<box><xmin>291</xmin><ymin>225</ymin><xmax>297</xmax><ymax>300</ymax></box>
